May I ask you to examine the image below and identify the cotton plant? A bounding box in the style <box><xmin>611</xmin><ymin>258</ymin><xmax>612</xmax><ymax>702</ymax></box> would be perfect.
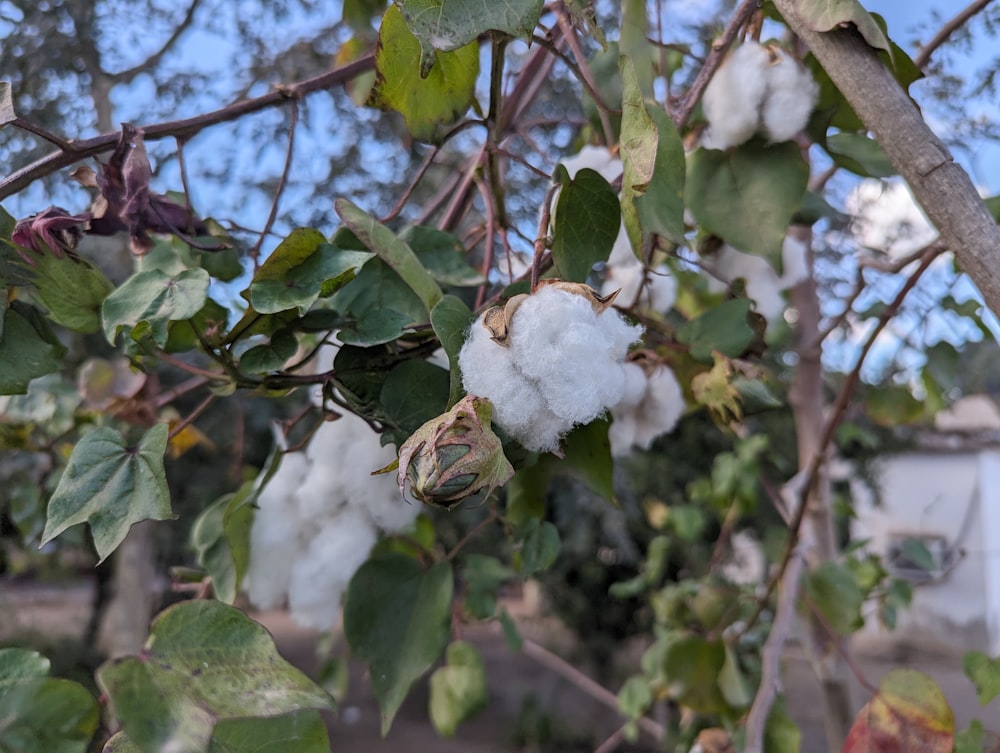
<box><xmin>701</xmin><ymin>41</ymin><xmax>819</xmax><ymax>150</ymax></box>
<box><xmin>608</xmin><ymin>356</ymin><xmax>686</xmax><ymax>457</ymax></box>
<box><xmin>555</xmin><ymin>145</ymin><xmax>678</xmax><ymax>315</ymax></box>
<box><xmin>702</xmin><ymin>235</ymin><xmax>809</xmax><ymax>329</ymax></box>
<box><xmin>245</xmin><ymin>392</ymin><xmax>419</xmax><ymax>630</ymax></box>
<box><xmin>459</xmin><ymin>281</ymin><xmax>643</xmax><ymax>453</ymax></box>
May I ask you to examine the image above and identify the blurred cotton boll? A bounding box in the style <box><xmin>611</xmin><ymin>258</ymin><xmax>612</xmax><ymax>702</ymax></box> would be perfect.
<box><xmin>460</xmin><ymin>284</ymin><xmax>643</xmax><ymax>453</ymax></box>
<box><xmin>760</xmin><ymin>50</ymin><xmax>819</xmax><ymax>143</ymax></box>
<box><xmin>244</xmin><ymin>409</ymin><xmax>420</xmax><ymax>629</ymax></box>
<box><xmin>609</xmin><ymin>362</ymin><xmax>685</xmax><ymax>456</ymax></box>
<box><xmin>701</xmin><ymin>42</ymin><xmax>770</xmax><ymax>150</ymax></box>
<box><xmin>557</xmin><ymin>144</ymin><xmax>622</xmax><ymax>183</ymax></box>
<box><xmin>704</xmin><ymin>244</ymin><xmax>787</xmax><ymax>328</ymax></box>
<box><xmin>287</xmin><ymin>509</ymin><xmax>379</xmax><ymax>630</ymax></box>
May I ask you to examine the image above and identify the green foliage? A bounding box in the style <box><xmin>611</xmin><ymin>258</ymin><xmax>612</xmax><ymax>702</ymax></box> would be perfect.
<box><xmin>0</xmin><ymin>648</ymin><xmax>99</xmax><ymax>753</ymax></box>
<box><xmin>40</xmin><ymin>423</ymin><xmax>173</xmax><ymax>563</ymax></box>
<box><xmin>793</xmin><ymin>0</ymin><xmax>891</xmax><ymax>55</ymax></box>
<box><xmin>343</xmin><ymin>554</ymin><xmax>453</xmax><ymax>734</ymax></box>
<box><xmin>102</xmin><ymin>268</ymin><xmax>210</xmax><ymax>347</ymax></box>
<box><xmin>29</xmin><ymin>252</ymin><xmax>114</xmax><ymax>333</ymax></box>
<box><xmin>369</xmin><ymin>5</ymin><xmax>480</xmax><ymax>140</ymax></box>
<box><xmin>963</xmin><ymin>651</ymin><xmax>1000</xmax><ymax>706</ymax></box>
<box><xmin>97</xmin><ymin>601</ymin><xmax>333</xmax><ymax>753</ymax></box>
<box><xmin>428</xmin><ymin>641</ymin><xmax>488</xmax><ymax>736</ymax></box>
<box><xmin>552</xmin><ymin>167</ymin><xmax>620</xmax><ymax>282</ymax></box>
<box><xmin>0</xmin><ymin>302</ymin><xmax>66</xmax><ymax>394</ymax></box>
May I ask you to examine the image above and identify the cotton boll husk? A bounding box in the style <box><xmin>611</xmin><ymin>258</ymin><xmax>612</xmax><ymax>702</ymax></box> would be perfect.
<box><xmin>287</xmin><ymin>508</ymin><xmax>378</xmax><ymax>630</ymax></box>
<box><xmin>603</xmin><ymin>263</ymin><xmax>677</xmax><ymax>312</ymax></box>
<box><xmin>701</xmin><ymin>42</ymin><xmax>770</xmax><ymax>149</ymax></box>
<box><xmin>761</xmin><ymin>51</ymin><xmax>819</xmax><ymax>143</ymax></box>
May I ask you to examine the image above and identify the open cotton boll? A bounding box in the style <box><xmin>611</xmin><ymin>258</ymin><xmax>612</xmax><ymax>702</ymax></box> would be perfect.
<box><xmin>558</xmin><ymin>144</ymin><xmax>622</xmax><ymax>183</ymax></box>
<box><xmin>778</xmin><ymin>234</ymin><xmax>809</xmax><ymax>288</ymax></box>
<box><xmin>761</xmin><ymin>51</ymin><xmax>819</xmax><ymax>143</ymax></box>
<box><xmin>705</xmin><ymin>244</ymin><xmax>786</xmax><ymax>328</ymax></box>
<box><xmin>602</xmin><ymin>263</ymin><xmax>677</xmax><ymax>312</ymax></box>
<box><xmin>701</xmin><ymin>42</ymin><xmax>770</xmax><ymax>150</ymax></box>
<box><xmin>609</xmin><ymin>363</ymin><xmax>684</xmax><ymax>456</ymax></box>
<box><xmin>460</xmin><ymin>285</ymin><xmax>642</xmax><ymax>453</ymax></box>
<box><xmin>287</xmin><ymin>508</ymin><xmax>378</xmax><ymax>630</ymax></box>
<box><xmin>245</xmin><ymin>451</ymin><xmax>310</xmax><ymax>610</ymax></box>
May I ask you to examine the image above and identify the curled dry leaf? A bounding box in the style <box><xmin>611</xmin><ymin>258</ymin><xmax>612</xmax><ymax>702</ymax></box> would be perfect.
<box><xmin>11</xmin><ymin>206</ymin><xmax>89</xmax><ymax>263</ymax></box>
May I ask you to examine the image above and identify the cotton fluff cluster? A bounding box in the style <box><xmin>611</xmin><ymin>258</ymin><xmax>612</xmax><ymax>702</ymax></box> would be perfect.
<box><xmin>245</xmin><ymin>409</ymin><xmax>419</xmax><ymax>630</ymax></box>
<box><xmin>555</xmin><ymin>145</ymin><xmax>678</xmax><ymax>314</ymax></box>
<box><xmin>703</xmin><ymin>235</ymin><xmax>809</xmax><ymax>329</ymax></box>
<box><xmin>702</xmin><ymin>42</ymin><xmax>819</xmax><ymax>150</ymax></box>
<box><xmin>609</xmin><ymin>361</ymin><xmax>685</xmax><ymax>457</ymax></box>
<box><xmin>459</xmin><ymin>285</ymin><xmax>643</xmax><ymax>453</ymax></box>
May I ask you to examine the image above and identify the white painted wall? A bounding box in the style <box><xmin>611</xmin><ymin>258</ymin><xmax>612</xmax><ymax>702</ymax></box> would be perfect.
<box><xmin>852</xmin><ymin>451</ymin><xmax>995</xmax><ymax>654</ymax></box>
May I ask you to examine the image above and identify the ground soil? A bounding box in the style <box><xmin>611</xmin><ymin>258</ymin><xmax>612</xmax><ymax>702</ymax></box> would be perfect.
<box><xmin>2</xmin><ymin>579</ymin><xmax>998</xmax><ymax>752</ymax></box>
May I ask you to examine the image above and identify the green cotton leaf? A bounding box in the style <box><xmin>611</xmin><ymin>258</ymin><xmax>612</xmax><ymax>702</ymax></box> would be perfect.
<box><xmin>0</xmin><ymin>302</ymin><xmax>65</xmax><ymax>395</ymax></box>
<box><xmin>338</xmin><ymin>308</ymin><xmax>417</xmax><ymax>347</ymax></box>
<box><xmin>379</xmin><ymin>358</ymin><xmax>451</xmax><ymax>444</ymax></box>
<box><xmin>343</xmin><ymin>554</ymin><xmax>453</xmax><ymax>735</ymax></box>
<box><xmin>369</xmin><ymin>5</ymin><xmax>479</xmax><ymax>141</ymax></box>
<box><xmin>463</xmin><ymin>554</ymin><xmax>515</xmax><ymax>619</ymax></box>
<box><xmin>102</xmin><ymin>268</ymin><xmax>210</xmax><ymax>346</ymax></box>
<box><xmin>552</xmin><ymin>167</ymin><xmax>620</xmax><ymax>282</ymax></box>
<box><xmin>165</xmin><ymin>298</ymin><xmax>229</xmax><ymax>354</ymax></box>
<box><xmin>402</xmin><ymin>226</ymin><xmax>485</xmax><ymax>287</ymax></box>
<box><xmin>954</xmin><ymin>720</ymin><xmax>985</xmax><ymax>753</ymax></box>
<box><xmin>619</xmin><ymin>0</ymin><xmax>652</xmax><ymax>96</ymax></box>
<box><xmin>825</xmin><ymin>132</ymin><xmax>896</xmax><ymax>178</ymax></box>
<box><xmin>41</xmin><ymin>423</ymin><xmax>173</xmax><ymax>563</ymax></box>
<box><xmin>189</xmin><ymin>479</ymin><xmax>257</xmax><ymax>604</ymax></box>
<box><xmin>661</xmin><ymin>633</ymin><xmax>729</xmax><ymax>714</ymax></box>
<box><xmin>431</xmin><ymin>294</ymin><xmax>474</xmax><ymax>405</ymax></box>
<box><xmin>332</xmin><ymin>344</ymin><xmax>396</xmax><ymax>419</ymax></box>
<box><xmin>795</xmin><ymin>0</ymin><xmax>891</xmax><ymax>56</ymax></box>
<box><xmin>397</xmin><ymin>0</ymin><xmax>542</xmax><ymax>69</ymax></box>
<box><xmin>963</xmin><ymin>651</ymin><xmax>1000</xmax><ymax>706</ymax></box>
<box><xmin>764</xmin><ymin>697</ymin><xmax>802</xmax><ymax>753</ymax></box>
<box><xmin>687</xmin><ymin>140</ymin><xmax>809</xmax><ymax>274</ymax></box>
<box><xmin>677</xmin><ymin>299</ymin><xmax>755</xmax><ymax>362</ymax></box>
<box><xmin>251</xmin><ymin>243</ymin><xmax>374</xmax><ymax>315</ymax></box>
<box><xmin>504</xmin><ymin>461</ymin><xmax>550</xmax><ymax>527</ymax></box>
<box><xmin>97</xmin><ymin>601</ymin><xmax>333</xmax><ymax>753</ymax></box>
<box><xmin>518</xmin><ymin>519</ymin><xmax>560</xmax><ymax>576</ymax></box>
<box><xmin>29</xmin><ymin>252</ymin><xmax>114</xmax><ymax>334</ymax></box>
<box><xmin>428</xmin><ymin>641</ymin><xmax>488</xmax><ymax>736</ymax></box>
<box><xmin>620</xmin><ymin>57</ymin><xmax>686</xmax><ymax>250</ymax></box>
<box><xmin>238</xmin><ymin>329</ymin><xmax>299</xmax><ymax>373</ymax></box>
<box><xmin>617</xmin><ymin>675</ymin><xmax>653</xmax><ymax>720</ymax></box>
<box><xmin>559</xmin><ymin>418</ymin><xmax>614</xmax><ymax>502</ymax></box>
<box><xmin>0</xmin><ymin>81</ymin><xmax>15</xmax><ymax>126</ymax></box>
<box><xmin>335</xmin><ymin>198</ymin><xmax>444</xmax><ymax>312</ymax></box>
<box><xmin>498</xmin><ymin>608</ymin><xmax>522</xmax><ymax>651</ymax></box>
<box><xmin>805</xmin><ymin>561</ymin><xmax>864</xmax><ymax>636</ymax></box>
<box><xmin>209</xmin><ymin>711</ymin><xmax>331</xmax><ymax>753</ymax></box>
<box><xmin>0</xmin><ymin>647</ymin><xmax>100</xmax><ymax>753</ymax></box>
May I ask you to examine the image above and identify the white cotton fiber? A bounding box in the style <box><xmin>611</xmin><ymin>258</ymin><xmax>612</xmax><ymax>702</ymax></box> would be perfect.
<box><xmin>558</xmin><ymin>144</ymin><xmax>623</xmax><ymax>183</ymax></box>
<box><xmin>779</xmin><ymin>235</ymin><xmax>809</xmax><ymax>288</ymax></box>
<box><xmin>245</xmin><ymin>398</ymin><xmax>422</xmax><ymax>629</ymax></box>
<box><xmin>705</xmin><ymin>244</ymin><xmax>786</xmax><ymax>328</ymax></box>
<box><xmin>761</xmin><ymin>51</ymin><xmax>819</xmax><ymax>143</ymax></box>
<box><xmin>287</xmin><ymin>509</ymin><xmax>378</xmax><ymax>630</ymax></box>
<box><xmin>460</xmin><ymin>285</ymin><xmax>643</xmax><ymax>453</ymax></box>
<box><xmin>701</xmin><ymin>42</ymin><xmax>770</xmax><ymax>150</ymax></box>
<box><xmin>609</xmin><ymin>363</ymin><xmax>685</xmax><ymax>456</ymax></box>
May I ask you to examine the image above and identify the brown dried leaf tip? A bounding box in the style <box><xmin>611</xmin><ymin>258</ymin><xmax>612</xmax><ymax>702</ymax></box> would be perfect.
<box><xmin>480</xmin><ymin>282</ymin><xmax>620</xmax><ymax>347</ymax></box>
<box><xmin>11</xmin><ymin>206</ymin><xmax>88</xmax><ymax>264</ymax></box>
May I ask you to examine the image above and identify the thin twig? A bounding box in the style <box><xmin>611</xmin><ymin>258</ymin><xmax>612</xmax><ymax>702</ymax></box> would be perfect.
<box><xmin>157</xmin><ymin>352</ymin><xmax>226</xmax><ymax>380</ymax></box>
<box><xmin>521</xmin><ymin>639</ymin><xmax>665</xmax><ymax>742</ymax></box>
<box><xmin>532</xmin><ymin>183</ymin><xmax>560</xmax><ymax>291</ymax></box>
<box><xmin>914</xmin><ymin>0</ymin><xmax>993</xmax><ymax>70</ymax></box>
<box><xmin>672</xmin><ymin>0</ymin><xmax>760</xmax><ymax>128</ymax></box>
<box><xmin>593</xmin><ymin>724</ymin><xmax>627</xmax><ymax>753</ymax></box>
<box><xmin>445</xmin><ymin>506</ymin><xmax>499</xmax><ymax>561</ymax></box>
<box><xmin>167</xmin><ymin>392</ymin><xmax>215</xmax><ymax>441</ymax></box>
<box><xmin>0</xmin><ymin>55</ymin><xmax>374</xmax><ymax>199</ymax></box>
<box><xmin>153</xmin><ymin>376</ymin><xmax>210</xmax><ymax>409</ymax></box>
<box><xmin>249</xmin><ymin>98</ymin><xmax>299</xmax><ymax>270</ymax></box>
<box><xmin>743</xmin><ymin>542</ymin><xmax>807</xmax><ymax>753</ymax></box>
<box><xmin>110</xmin><ymin>0</ymin><xmax>202</xmax><ymax>84</ymax></box>
<box><xmin>553</xmin><ymin>2</ymin><xmax>615</xmax><ymax>145</ymax></box>
<box><xmin>11</xmin><ymin>118</ymin><xmax>75</xmax><ymax>151</ymax></box>
<box><xmin>475</xmin><ymin>177</ymin><xmax>498</xmax><ymax>310</ymax></box>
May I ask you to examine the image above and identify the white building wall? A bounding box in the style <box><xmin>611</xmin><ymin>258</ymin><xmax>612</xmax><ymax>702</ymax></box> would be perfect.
<box><xmin>977</xmin><ymin>451</ymin><xmax>1000</xmax><ymax>655</ymax></box>
<box><xmin>852</xmin><ymin>452</ymin><xmax>989</xmax><ymax>654</ymax></box>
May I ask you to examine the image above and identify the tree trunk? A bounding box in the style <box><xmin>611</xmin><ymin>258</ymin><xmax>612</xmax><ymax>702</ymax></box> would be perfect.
<box><xmin>96</xmin><ymin>521</ymin><xmax>157</xmax><ymax>658</ymax></box>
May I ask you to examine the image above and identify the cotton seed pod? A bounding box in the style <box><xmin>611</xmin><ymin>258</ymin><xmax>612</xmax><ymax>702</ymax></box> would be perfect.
<box><xmin>396</xmin><ymin>395</ymin><xmax>514</xmax><ymax>507</ymax></box>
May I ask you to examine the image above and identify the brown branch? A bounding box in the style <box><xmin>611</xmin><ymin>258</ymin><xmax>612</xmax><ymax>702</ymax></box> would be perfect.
<box><xmin>0</xmin><ymin>55</ymin><xmax>374</xmax><ymax>200</ymax></box>
<box><xmin>553</xmin><ymin>2</ymin><xmax>615</xmax><ymax>145</ymax></box>
<box><xmin>167</xmin><ymin>392</ymin><xmax>215</xmax><ymax>441</ymax></box>
<box><xmin>773</xmin><ymin>0</ymin><xmax>1000</xmax><ymax>321</ymax></box>
<box><xmin>743</xmin><ymin>542</ymin><xmax>807</xmax><ymax>753</ymax></box>
<box><xmin>248</xmin><ymin>98</ymin><xmax>299</xmax><ymax>270</ymax></box>
<box><xmin>532</xmin><ymin>183</ymin><xmax>560</xmax><ymax>291</ymax></box>
<box><xmin>11</xmin><ymin>118</ymin><xmax>75</xmax><ymax>151</ymax></box>
<box><xmin>913</xmin><ymin>0</ymin><xmax>993</xmax><ymax>70</ymax></box>
<box><xmin>521</xmin><ymin>639</ymin><xmax>665</xmax><ymax>742</ymax></box>
<box><xmin>671</xmin><ymin>0</ymin><xmax>760</xmax><ymax>128</ymax></box>
<box><xmin>110</xmin><ymin>0</ymin><xmax>202</xmax><ymax>84</ymax></box>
